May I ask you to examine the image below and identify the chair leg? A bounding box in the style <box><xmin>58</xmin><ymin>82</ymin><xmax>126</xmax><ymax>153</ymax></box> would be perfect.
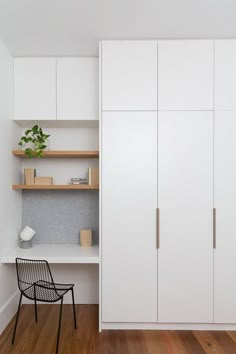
<box><xmin>56</xmin><ymin>297</ymin><xmax>63</xmax><ymax>354</ymax></box>
<box><xmin>34</xmin><ymin>299</ymin><xmax>37</xmax><ymax>323</ymax></box>
<box><xmin>71</xmin><ymin>288</ymin><xmax>77</xmax><ymax>329</ymax></box>
<box><xmin>34</xmin><ymin>285</ymin><xmax>37</xmax><ymax>323</ymax></box>
<box><xmin>12</xmin><ymin>293</ymin><xmax>23</xmax><ymax>344</ymax></box>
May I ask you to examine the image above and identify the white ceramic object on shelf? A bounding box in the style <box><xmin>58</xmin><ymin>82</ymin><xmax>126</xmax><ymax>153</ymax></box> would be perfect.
<box><xmin>20</xmin><ymin>226</ymin><xmax>36</xmax><ymax>248</ymax></box>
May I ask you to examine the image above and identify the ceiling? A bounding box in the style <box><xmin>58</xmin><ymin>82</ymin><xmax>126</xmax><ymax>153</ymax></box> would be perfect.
<box><xmin>0</xmin><ymin>0</ymin><xmax>235</xmax><ymax>57</ymax></box>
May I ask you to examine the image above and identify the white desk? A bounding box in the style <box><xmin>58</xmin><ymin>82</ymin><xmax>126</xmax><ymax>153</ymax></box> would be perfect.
<box><xmin>1</xmin><ymin>244</ymin><xmax>100</xmax><ymax>264</ymax></box>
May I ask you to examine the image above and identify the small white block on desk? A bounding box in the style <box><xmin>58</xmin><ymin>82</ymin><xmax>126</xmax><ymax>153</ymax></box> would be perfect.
<box><xmin>1</xmin><ymin>244</ymin><xmax>100</xmax><ymax>264</ymax></box>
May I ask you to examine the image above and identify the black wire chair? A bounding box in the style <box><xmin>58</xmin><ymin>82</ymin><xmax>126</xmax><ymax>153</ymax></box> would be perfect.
<box><xmin>12</xmin><ymin>258</ymin><xmax>77</xmax><ymax>354</ymax></box>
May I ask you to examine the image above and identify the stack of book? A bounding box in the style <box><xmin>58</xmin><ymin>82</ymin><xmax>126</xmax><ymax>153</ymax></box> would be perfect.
<box><xmin>70</xmin><ymin>168</ymin><xmax>99</xmax><ymax>186</ymax></box>
<box><xmin>71</xmin><ymin>178</ymin><xmax>88</xmax><ymax>185</ymax></box>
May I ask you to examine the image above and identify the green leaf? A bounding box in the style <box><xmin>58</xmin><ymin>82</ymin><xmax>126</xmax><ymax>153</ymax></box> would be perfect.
<box><xmin>32</xmin><ymin>125</ymin><xmax>39</xmax><ymax>134</ymax></box>
<box><xmin>25</xmin><ymin>148</ymin><xmax>34</xmax><ymax>159</ymax></box>
<box><xmin>25</xmin><ymin>129</ymin><xmax>31</xmax><ymax>136</ymax></box>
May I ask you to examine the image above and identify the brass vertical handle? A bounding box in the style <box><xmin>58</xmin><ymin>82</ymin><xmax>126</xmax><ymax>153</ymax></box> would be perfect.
<box><xmin>213</xmin><ymin>208</ymin><xmax>216</xmax><ymax>249</ymax></box>
<box><xmin>156</xmin><ymin>208</ymin><xmax>159</xmax><ymax>249</ymax></box>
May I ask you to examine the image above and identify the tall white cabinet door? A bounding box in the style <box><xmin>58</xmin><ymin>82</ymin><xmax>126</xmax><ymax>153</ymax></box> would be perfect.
<box><xmin>158</xmin><ymin>111</ymin><xmax>213</xmax><ymax>323</ymax></box>
<box><xmin>57</xmin><ymin>58</ymin><xmax>98</xmax><ymax>120</ymax></box>
<box><xmin>101</xmin><ymin>41</ymin><xmax>157</xmax><ymax>111</ymax></box>
<box><xmin>102</xmin><ymin>111</ymin><xmax>157</xmax><ymax>322</ymax></box>
<box><xmin>215</xmin><ymin>40</ymin><xmax>236</xmax><ymax>110</ymax></box>
<box><xmin>14</xmin><ymin>58</ymin><xmax>56</xmax><ymax>120</ymax></box>
<box><xmin>158</xmin><ymin>40</ymin><xmax>214</xmax><ymax>111</ymax></box>
<box><xmin>214</xmin><ymin>111</ymin><xmax>236</xmax><ymax>323</ymax></box>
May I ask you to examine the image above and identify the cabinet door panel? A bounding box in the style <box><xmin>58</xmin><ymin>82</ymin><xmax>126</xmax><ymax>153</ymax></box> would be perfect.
<box><xmin>158</xmin><ymin>111</ymin><xmax>213</xmax><ymax>323</ymax></box>
<box><xmin>102</xmin><ymin>111</ymin><xmax>157</xmax><ymax>322</ymax></box>
<box><xmin>215</xmin><ymin>40</ymin><xmax>236</xmax><ymax>110</ymax></box>
<box><xmin>14</xmin><ymin>58</ymin><xmax>56</xmax><ymax>120</ymax></box>
<box><xmin>158</xmin><ymin>40</ymin><xmax>213</xmax><ymax>110</ymax></box>
<box><xmin>57</xmin><ymin>58</ymin><xmax>98</xmax><ymax>120</ymax></box>
<box><xmin>102</xmin><ymin>41</ymin><xmax>157</xmax><ymax>111</ymax></box>
<box><xmin>214</xmin><ymin>111</ymin><xmax>236</xmax><ymax>323</ymax></box>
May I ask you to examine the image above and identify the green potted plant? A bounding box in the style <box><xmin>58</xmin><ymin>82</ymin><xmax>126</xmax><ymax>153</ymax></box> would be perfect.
<box><xmin>18</xmin><ymin>125</ymin><xmax>50</xmax><ymax>158</ymax></box>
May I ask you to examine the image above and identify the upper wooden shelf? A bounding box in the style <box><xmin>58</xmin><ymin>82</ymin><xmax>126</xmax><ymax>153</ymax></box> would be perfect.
<box><xmin>12</xmin><ymin>150</ymin><xmax>99</xmax><ymax>158</ymax></box>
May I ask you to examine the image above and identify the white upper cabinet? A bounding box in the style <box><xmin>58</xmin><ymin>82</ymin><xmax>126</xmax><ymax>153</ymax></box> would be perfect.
<box><xmin>14</xmin><ymin>58</ymin><xmax>56</xmax><ymax>120</ymax></box>
<box><xmin>57</xmin><ymin>58</ymin><xmax>98</xmax><ymax>120</ymax></box>
<box><xmin>215</xmin><ymin>40</ymin><xmax>236</xmax><ymax>110</ymax></box>
<box><xmin>101</xmin><ymin>41</ymin><xmax>157</xmax><ymax>111</ymax></box>
<box><xmin>158</xmin><ymin>40</ymin><xmax>214</xmax><ymax>111</ymax></box>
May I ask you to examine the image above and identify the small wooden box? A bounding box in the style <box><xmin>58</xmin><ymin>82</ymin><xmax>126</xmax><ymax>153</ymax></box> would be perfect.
<box><xmin>34</xmin><ymin>177</ymin><xmax>53</xmax><ymax>185</ymax></box>
<box><xmin>80</xmin><ymin>229</ymin><xmax>92</xmax><ymax>247</ymax></box>
<box><xmin>24</xmin><ymin>168</ymin><xmax>36</xmax><ymax>185</ymax></box>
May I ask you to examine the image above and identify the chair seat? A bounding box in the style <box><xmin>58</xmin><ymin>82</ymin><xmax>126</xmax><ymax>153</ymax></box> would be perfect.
<box><xmin>23</xmin><ymin>280</ymin><xmax>74</xmax><ymax>302</ymax></box>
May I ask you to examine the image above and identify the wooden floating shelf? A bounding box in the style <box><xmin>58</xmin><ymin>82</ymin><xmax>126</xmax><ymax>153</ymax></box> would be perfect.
<box><xmin>12</xmin><ymin>184</ymin><xmax>99</xmax><ymax>190</ymax></box>
<box><xmin>12</xmin><ymin>150</ymin><xmax>99</xmax><ymax>158</ymax></box>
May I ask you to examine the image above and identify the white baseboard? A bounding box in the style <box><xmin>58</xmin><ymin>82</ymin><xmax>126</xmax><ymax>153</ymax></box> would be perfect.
<box><xmin>0</xmin><ymin>290</ymin><xmax>19</xmax><ymax>334</ymax></box>
<box><xmin>102</xmin><ymin>322</ymin><xmax>236</xmax><ymax>331</ymax></box>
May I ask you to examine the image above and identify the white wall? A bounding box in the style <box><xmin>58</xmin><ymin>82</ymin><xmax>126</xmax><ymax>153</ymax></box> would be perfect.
<box><xmin>0</xmin><ymin>41</ymin><xmax>22</xmax><ymax>333</ymax></box>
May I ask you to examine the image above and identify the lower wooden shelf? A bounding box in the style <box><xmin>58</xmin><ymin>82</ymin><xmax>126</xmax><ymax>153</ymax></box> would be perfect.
<box><xmin>12</xmin><ymin>184</ymin><xmax>99</xmax><ymax>190</ymax></box>
<box><xmin>1</xmin><ymin>244</ymin><xmax>100</xmax><ymax>264</ymax></box>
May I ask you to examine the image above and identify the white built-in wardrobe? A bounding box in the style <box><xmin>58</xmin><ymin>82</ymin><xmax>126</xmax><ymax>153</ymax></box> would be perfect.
<box><xmin>100</xmin><ymin>39</ymin><xmax>236</xmax><ymax>329</ymax></box>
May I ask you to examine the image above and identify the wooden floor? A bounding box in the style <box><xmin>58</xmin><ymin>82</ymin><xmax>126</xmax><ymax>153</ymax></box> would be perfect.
<box><xmin>1</xmin><ymin>305</ymin><xmax>236</xmax><ymax>354</ymax></box>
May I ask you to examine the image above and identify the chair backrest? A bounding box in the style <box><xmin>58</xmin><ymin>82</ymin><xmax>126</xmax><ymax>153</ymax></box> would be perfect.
<box><xmin>15</xmin><ymin>258</ymin><xmax>54</xmax><ymax>292</ymax></box>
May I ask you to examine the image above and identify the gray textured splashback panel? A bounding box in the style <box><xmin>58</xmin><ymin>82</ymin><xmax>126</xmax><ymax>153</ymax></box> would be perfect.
<box><xmin>22</xmin><ymin>190</ymin><xmax>99</xmax><ymax>245</ymax></box>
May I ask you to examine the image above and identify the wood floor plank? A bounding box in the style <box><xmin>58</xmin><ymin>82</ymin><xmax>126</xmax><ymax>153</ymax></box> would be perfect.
<box><xmin>32</xmin><ymin>304</ymin><xmax>67</xmax><ymax>354</ymax></box>
<box><xmin>210</xmin><ymin>331</ymin><xmax>236</xmax><ymax>354</ymax></box>
<box><xmin>160</xmin><ymin>331</ymin><xmax>190</xmax><ymax>354</ymax></box>
<box><xmin>0</xmin><ymin>304</ymin><xmax>46</xmax><ymax>354</ymax></box>
<box><xmin>178</xmin><ymin>330</ymin><xmax>206</xmax><ymax>354</ymax></box>
<box><xmin>226</xmin><ymin>331</ymin><xmax>236</xmax><ymax>344</ymax></box>
<box><xmin>69</xmin><ymin>304</ymin><xmax>99</xmax><ymax>354</ymax></box>
<box><xmin>142</xmin><ymin>330</ymin><xmax>171</xmax><ymax>354</ymax></box>
<box><xmin>193</xmin><ymin>330</ymin><xmax>227</xmax><ymax>354</ymax></box>
<box><xmin>58</xmin><ymin>304</ymin><xmax>79</xmax><ymax>354</ymax></box>
<box><xmin>125</xmin><ymin>331</ymin><xmax>149</xmax><ymax>354</ymax></box>
<box><xmin>99</xmin><ymin>330</ymin><xmax>130</xmax><ymax>354</ymax></box>
<box><xmin>2</xmin><ymin>305</ymin><xmax>236</xmax><ymax>354</ymax></box>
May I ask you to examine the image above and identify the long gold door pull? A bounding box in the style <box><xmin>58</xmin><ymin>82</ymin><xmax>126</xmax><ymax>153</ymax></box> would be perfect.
<box><xmin>213</xmin><ymin>208</ymin><xmax>216</xmax><ymax>249</ymax></box>
<box><xmin>156</xmin><ymin>208</ymin><xmax>160</xmax><ymax>249</ymax></box>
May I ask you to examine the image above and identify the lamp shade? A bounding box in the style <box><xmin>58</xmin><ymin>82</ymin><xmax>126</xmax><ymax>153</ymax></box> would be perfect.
<box><xmin>20</xmin><ymin>226</ymin><xmax>36</xmax><ymax>241</ymax></box>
